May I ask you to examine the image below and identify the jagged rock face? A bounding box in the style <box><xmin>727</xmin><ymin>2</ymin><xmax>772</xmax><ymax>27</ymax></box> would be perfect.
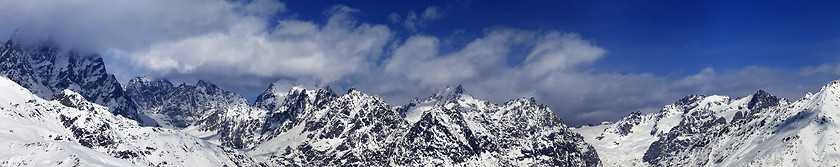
<box><xmin>643</xmin><ymin>95</ymin><xmax>726</xmax><ymax>165</ymax></box>
<box><xmin>0</xmin><ymin>41</ymin><xmax>41</xmax><ymax>93</ymax></box>
<box><xmin>0</xmin><ymin>77</ymin><xmax>265</xmax><ymax>166</ymax></box>
<box><xmin>609</xmin><ymin>111</ymin><xmax>643</xmax><ymax>136</ymax></box>
<box><xmin>254</xmin><ymin>83</ymin><xmax>284</xmax><ymax>112</ymax></box>
<box><xmin>0</xmin><ymin>40</ymin><xmax>147</xmax><ymax>125</ymax></box>
<box><xmin>219</xmin><ymin>87</ymin><xmax>338</xmax><ymax>150</ymax></box>
<box><xmin>123</xmin><ymin>77</ymin><xmax>174</xmax><ymax>110</ymax></box>
<box><xmin>243</xmin><ymin>86</ymin><xmax>600</xmax><ymax>166</ymax></box>
<box><xmin>401</xmin><ymin>95</ymin><xmax>600</xmax><ymax>166</ymax></box>
<box><xmin>125</xmin><ymin>77</ymin><xmax>249</xmax><ymax>129</ymax></box>
<box><xmin>747</xmin><ymin>89</ymin><xmax>780</xmax><ymax>110</ymax></box>
<box><xmin>261</xmin><ymin>89</ymin><xmax>410</xmax><ymax>166</ymax></box>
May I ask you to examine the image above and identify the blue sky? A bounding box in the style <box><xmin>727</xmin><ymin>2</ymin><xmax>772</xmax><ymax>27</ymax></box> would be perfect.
<box><xmin>1</xmin><ymin>0</ymin><xmax>839</xmax><ymax>125</ymax></box>
<box><xmin>285</xmin><ymin>0</ymin><xmax>840</xmax><ymax>75</ymax></box>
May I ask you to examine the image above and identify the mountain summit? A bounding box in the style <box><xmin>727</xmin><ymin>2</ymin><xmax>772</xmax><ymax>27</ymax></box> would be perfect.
<box><xmin>0</xmin><ymin>40</ymin><xmax>153</xmax><ymax>126</ymax></box>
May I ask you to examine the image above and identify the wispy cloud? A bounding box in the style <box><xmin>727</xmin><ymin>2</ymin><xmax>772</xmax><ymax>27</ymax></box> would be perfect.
<box><xmin>389</xmin><ymin>6</ymin><xmax>444</xmax><ymax>32</ymax></box>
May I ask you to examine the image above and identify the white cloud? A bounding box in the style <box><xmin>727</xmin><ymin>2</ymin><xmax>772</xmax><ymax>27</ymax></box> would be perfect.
<box><xmin>119</xmin><ymin>6</ymin><xmax>391</xmax><ymax>84</ymax></box>
<box><xmin>384</xmin><ymin>29</ymin><xmax>525</xmax><ymax>85</ymax></box>
<box><xmin>381</xmin><ymin>30</ymin><xmax>606</xmax><ymax>89</ymax></box>
<box><xmin>523</xmin><ymin>32</ymin><xmax>606</xmax><ymax>76</ymax></box>
<box><xmin>0</xmin><ymin>0</ymin><xmax>284</xmax><ymax>52</ymax></box>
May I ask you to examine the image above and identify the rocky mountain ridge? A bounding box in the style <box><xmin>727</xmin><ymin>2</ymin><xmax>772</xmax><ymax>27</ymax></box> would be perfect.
<box><xmin>575</xmin><ymin>80</ymin><xmax>840</xmax><ymax>166</ymax></box>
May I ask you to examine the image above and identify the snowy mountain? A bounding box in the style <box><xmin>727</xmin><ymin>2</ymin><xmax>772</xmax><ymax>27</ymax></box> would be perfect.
<box><xmin>574</xmin><ymin>91</ymin><xmax>785</xmax><ymax>166</ymax></box>
<box><xmin>9</xmin><ymin>36</ymin><xmax>840</xmax><ymax>166</ymax></box>
<box><xmin>652</xmin><ymin>81</ymin><xmax>840</xmax><ymax>166</ymax></box>
<box><xmin>575</xmin><ymin>80</ymin><xmax>840</xmax><ymax>166</ymax></box>
<box><xmin>121</xmin><ymin>75</ymin><xmax>601</xmax><ymax>166</ymax></box>
<box><xmin>0</xmin><ymin>40</ymin><xmax>152</xmax><ymax>126</ymax></box>
<box><xmin>125</xmin><ymin>77</ymin><xmax>250</xmax><ymax>134</ymax></box>
<box><xmin>0</xmin><ymin>76</ymin><xmax>264</xmax><ymax>166</ymax></box>
<box><xmin>229</xmin><ymin>85</ymin><xmax>598</xmax><ymax>166</ymax></box>
<box><xmin>253</xmin><ymin>81</ymin><xmax>308</xmax><ymax>112</ymax></box>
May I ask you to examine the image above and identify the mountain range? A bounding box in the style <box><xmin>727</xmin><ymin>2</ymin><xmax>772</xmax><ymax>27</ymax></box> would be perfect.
<box><xmin>3</xmin><ymin>39</ymin><xmax>840</xmax><ymax>166</ymax></box>
<box><xmin>0</xmin><ymin>40</ymin><xmax>599</xmax><ymax>166</ymax></box>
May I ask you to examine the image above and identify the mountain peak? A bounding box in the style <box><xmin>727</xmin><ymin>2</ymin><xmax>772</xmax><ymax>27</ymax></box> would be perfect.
<box><xmin>265</xmin><ymin>83</ymin><xmax>277</xmax><ymax>91</ymax></box>
<box><xmin>433</xmin><ymin>85</ymin><xmax>469</xmax><ymax>99</ymax></box>
<box><xmin>52</xmin><ymin>89</ymin><xmax>87</xmax><ymax>108</ymax></box>
<box><xmin>675</xmin><ymin>94</ymin><xmax>705</xmax><ymax>106</ymax></box>
<box><xmin>821</xmin><ymin>79</ymin><xmax>840</xmax><ymax>92</ymax></box>
<box><xmin>196</xmin><ymin>80</ymin><xmax>216</xmax><ymax>88</ymax></box>
<box><xmin>811</xmin><ymin>79</ymin><xmax>840</xmax><ymax>105</ymax></box>
<box><xmin>454</xmin><ymin>84</ymin><xmax>466</xmax><ymax>95</ymax></box>
<box><xmin>754</xmin><ymin>89</ymin><xmax>767</xmax><ymax>96</ymax></box>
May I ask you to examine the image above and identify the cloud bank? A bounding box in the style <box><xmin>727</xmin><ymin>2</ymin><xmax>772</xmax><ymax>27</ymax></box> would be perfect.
<box><xmin>0</xmin><ymin>0</ymin><xmax>836</xmax><ymax>125</ymax></box>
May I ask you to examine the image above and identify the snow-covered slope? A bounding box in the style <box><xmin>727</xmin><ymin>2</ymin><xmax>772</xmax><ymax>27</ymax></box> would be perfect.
<box><xmin>0</xmin><ymin>40</ymin><xmax>151</xmax><ymax>126</ymax></box>
<box><xmin>654</xmin><ymin>81</ymin><xmax>840</xmax><ymax>166</ymax></box>
<box><xmin>573</xmin><ymin>90</ymin><xmax>779</xmax><ymax>166</ymax></box>
<box><xmin>0</xmin><ymin>76</ymin><xmax>264</xmax><ymax>166</ymax></box>
<box><xmin>575</xmin><ymin>79</ymin><xmax>840</xmax><ymax>167</ymax></box>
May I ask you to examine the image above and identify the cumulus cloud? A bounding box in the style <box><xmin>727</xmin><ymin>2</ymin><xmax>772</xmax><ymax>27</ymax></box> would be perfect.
<box><xmin>383</xmin><ymin>29</ymin><xmax>527</xmax><ymax>85</ymax></box>
<box><xmin>378</xmin><ymin>30</ymin><xmax>606</xmax><ymax>92</ymax></box>
<box><xmin>119</xmin><ymin>7</ymin><xmax>391</xmax><ymax>84</ymax></box>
